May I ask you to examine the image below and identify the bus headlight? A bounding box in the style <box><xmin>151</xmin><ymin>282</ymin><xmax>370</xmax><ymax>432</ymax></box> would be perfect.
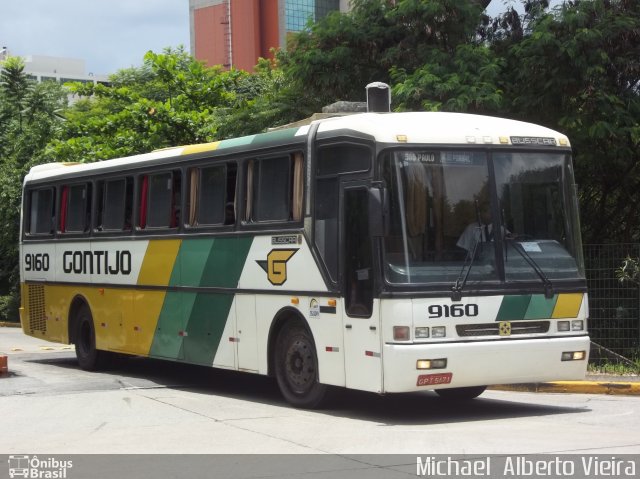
<box><xmin>561</xmin><ymin>351</ymin><xmax>586</xmax><ymax>361</ymax></box>
<box><xmin>415</xmin><ymin>327</ymin><xmax>430</xmax><ymax>339</ymax></box>
<box><xmin>431</xmin><ymin>326</ymin><xmax>446</xmax><ymax>338</ymax></box>
<box><xmin>557</xmin><ymin>321</ymin><xmax>570</xmax><ymax>332</ymax></box>
<box><xmin>417</xmin><ymin>358</ymin><xmax>447</xmax><ymax>370</ymax></box>
<box><xmin>571</xmin><ymin>320</ymin><xmax>584</xmax><ymax>331</ymax></box>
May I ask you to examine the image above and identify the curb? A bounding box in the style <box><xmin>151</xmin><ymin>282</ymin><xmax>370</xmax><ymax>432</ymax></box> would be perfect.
<box><xmin>0</xmin><ymin>322</ymin><xmax>20</xmax><ymax>328</ymax></box>
<box><xmin>490</xmin><ymin>381</ymin><xmax>640</xmax><ymax>396</ymax></box>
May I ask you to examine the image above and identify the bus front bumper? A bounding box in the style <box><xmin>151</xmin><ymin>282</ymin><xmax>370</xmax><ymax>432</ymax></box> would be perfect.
<box><xmin>382</xmin><ymin>335</ymin><xmax>590</xmax><ymax>393</ymax></box>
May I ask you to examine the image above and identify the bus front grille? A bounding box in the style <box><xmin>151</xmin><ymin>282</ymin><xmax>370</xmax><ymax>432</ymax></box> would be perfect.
<box><xmin>28</xmin><ymin>284</ymin><xmax>47</xmax><ymax>334</ymax></box>
<box><xmin>456</xmin><ymin>321</ymin><xmax>550</xmax><ymax>337</ymax></box>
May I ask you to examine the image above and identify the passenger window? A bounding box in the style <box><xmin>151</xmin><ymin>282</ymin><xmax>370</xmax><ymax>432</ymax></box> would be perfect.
<box><xmin>139</xmin><ymin>171</ymin><xmax>181</xmax><ymax>229</ymax></box>
<box><xmin>245</xmin><ymin>153</ymin><xmax>303</xmax><ymax>223</ymax></box>
<box><xmin>59</xmin><ymin>183</ymin><xmax>91</xmax><ymax>233</ymax></box>
<box><xmin>187</xmin><ymin>163</ymin><xmax>237</xmax><ymax>226</ymax></box>
<box><xmin>96</xmin><ymin>178</ymin><xmax>133</xmax><ymax>231</ymax></box>
<box><xmin>28</xmin><ymin>188</ymin><xmax>55</xmax><ymax>235</ymax></box>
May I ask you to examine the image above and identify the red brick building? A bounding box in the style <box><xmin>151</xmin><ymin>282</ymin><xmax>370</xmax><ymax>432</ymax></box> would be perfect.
<box><xmin>189</xmin><ymin>0</ymin><xmax>349</xmax><ymax>71</ymax></box>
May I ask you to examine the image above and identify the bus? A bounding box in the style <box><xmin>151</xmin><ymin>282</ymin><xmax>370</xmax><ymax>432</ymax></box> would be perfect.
<box><xmin>19</xmin><ymin>109</ymin><xmax>590</xmax><ymax>408</ymax></box>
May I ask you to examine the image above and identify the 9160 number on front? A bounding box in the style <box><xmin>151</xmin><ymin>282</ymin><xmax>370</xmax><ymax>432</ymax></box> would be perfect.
<box><xmin>428</xmin><ymin>304</ymin><xmax>478</xmax><ymax>319</ymax></box>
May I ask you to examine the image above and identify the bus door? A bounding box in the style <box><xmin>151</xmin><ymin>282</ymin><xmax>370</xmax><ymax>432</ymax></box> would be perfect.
<box><xmin>340</xmin><ymin>182</ymin><xmax>382</xmax><ymax>392</ymax></box>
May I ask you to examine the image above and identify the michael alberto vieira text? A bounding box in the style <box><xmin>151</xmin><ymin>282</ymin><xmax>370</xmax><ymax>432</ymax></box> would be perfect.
<box><xmin>416</xmin><ymin>456</ymin><xmax>637</xmax><ymax>476</ymax></box>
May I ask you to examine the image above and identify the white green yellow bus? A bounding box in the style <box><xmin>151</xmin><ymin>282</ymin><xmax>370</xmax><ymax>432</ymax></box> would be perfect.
<box><xmin>19</xmin><ymin>110</ymin><xmax>590</xmax><ymax>407</ymax></box>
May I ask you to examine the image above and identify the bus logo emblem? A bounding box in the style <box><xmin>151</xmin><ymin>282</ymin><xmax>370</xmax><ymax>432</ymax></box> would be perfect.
<box><xmin>257</xmin><ymin>249</ymin><xmax>298</xmax><ymax>286</ymax></box>
<box><xmin>499</xmin><ymin>321</ymin><xmax>512</xmax><ymax>336</ymax></box>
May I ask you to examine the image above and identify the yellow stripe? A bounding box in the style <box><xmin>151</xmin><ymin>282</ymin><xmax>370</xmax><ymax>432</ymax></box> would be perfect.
<box><xmin>552</xmin><ymin>293</ymin><xmax>583</xmax><ymax>319</ymax></box>
<box><xmin>181</xmin><ymin>141</ymin><xmax>221</xmax><ymax>156</ymax></box>
<box><xmin>137</xmin><ymin>239</ymin><xmax>181</xmax><ymax>286</ymax></box>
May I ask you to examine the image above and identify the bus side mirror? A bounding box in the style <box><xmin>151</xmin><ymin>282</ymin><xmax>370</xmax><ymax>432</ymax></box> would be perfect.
<box><xmin>369</xmin><ymin>186</ymin><xmax>387</xmax><ymax>237</ymax></box>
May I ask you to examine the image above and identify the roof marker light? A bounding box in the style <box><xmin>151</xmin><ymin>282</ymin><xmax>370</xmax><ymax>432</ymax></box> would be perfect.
<box><xmin>499</xmin><ymin>136</ymin><xmax>509</xmax><ymax>144</ymax></box>
<box><xmin>396</xmin><ymin>134</ymin><xmax>408</xmax><ymax>143</ymax></box>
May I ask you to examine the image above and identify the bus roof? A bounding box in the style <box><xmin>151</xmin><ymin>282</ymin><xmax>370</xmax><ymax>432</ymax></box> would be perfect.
<box><xmin>24</xmin><ymin>112</ymin><xmax>569</xmax><ymax>184</ymax></box>
<box><xmin>312</xmin><ymin>111</ymin><xmax>569</xmax><ymax>146</ymax></box>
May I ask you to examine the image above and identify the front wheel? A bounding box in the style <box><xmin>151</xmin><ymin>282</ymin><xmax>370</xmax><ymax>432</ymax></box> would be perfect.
<box><xmin>274</xmin><ymin>322</ymin><xmax>328</xmax><ymax>409</ymax></box>
<box><xmin>74</xmin><ymin>304</ymin><xmax>108</xmax><ymax>371</ymax></box>
<box><xmin>435</xmin><ymin>386</ymin><xmax>486</xmax><ymax>400</ymax></box>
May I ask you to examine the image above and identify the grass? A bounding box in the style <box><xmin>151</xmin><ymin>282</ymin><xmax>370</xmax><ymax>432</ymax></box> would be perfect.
<box><xmin>588</xmin><ymin>360</ymin><xmax>640</xmax><ymax>376</ymax></box>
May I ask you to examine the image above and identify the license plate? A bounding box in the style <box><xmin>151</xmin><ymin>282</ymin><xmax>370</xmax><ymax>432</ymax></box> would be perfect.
<box><xmin>417</xmin><ymin>372</ymin><xmax>453</xmax><ymax>386</ymax></box>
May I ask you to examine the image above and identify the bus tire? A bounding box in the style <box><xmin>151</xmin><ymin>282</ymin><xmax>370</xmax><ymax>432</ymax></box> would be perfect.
<box><xmin>435</xmin><ymin>386</ymin><xmax>486</xmax><ymax>400</ymax></box>
<box><xmin>74</xmin><ymin>304</ymin><xmax>107</xmax><ymax>371</ymax></box>
<box><xmin>274</xmin><ymin>321</ymin><xmax>328</xmax><ymax>409</ymax></box>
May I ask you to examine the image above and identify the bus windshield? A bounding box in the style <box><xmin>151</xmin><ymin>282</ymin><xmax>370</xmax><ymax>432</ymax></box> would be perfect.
<box><xmin>381</xmin><ymin>149</ymin><xmax>584</xmax><ymax>286</ymax></box>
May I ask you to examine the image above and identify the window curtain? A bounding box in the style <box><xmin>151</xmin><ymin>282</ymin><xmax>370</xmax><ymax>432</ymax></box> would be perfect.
<box><xmin>292</xmin><ymin>153</ymin><xmax>304</xmax><ymax>222</ymax></box>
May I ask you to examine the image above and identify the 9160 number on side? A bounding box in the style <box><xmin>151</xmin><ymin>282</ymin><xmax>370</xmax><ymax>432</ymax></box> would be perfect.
<box><xmin>24</xmin><ymin>253</ymin><xmax>50</xmax><ymax>272</ymax></box>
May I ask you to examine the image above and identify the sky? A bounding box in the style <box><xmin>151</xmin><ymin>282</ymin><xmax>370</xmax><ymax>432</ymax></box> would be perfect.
<box><xmin>1</xmin><ymin>0</ymin><xmax>190</xmax><ymax>76</ymax></box>
<box><xmin>0</xmin><ymin>1</ymin><xmax>541</xmax><ymax>77</ymax></box>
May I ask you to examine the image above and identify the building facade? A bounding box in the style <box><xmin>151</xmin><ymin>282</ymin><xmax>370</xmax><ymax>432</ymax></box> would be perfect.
<box><xmin>189</xmin><ymin>0</ymin><xmax>350</xmax><ymax>71</ymax></box>
<box><xmin>1</xmin><ymin>49</ymin><xmax>109</xmax><ymax>86</ymax></box>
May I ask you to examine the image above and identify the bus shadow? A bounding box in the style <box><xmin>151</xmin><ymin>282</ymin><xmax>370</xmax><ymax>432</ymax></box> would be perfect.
<box><xmin>323</xmin><ymin>389</ymin><xmax>588</xmax><ymax>426</ymax></box>
<box><xmin>27</xmin><ymin>354</ymin><xmax>590</xmax><ymax>426</ymax></box>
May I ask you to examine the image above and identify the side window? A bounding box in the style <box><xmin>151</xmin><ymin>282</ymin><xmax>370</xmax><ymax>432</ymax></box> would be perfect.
<box><xmin>139</xmin><ymin>170</ymin><xmax>181</xmax><ymax>229</ymax></box>
<box><xmin>244</xmin><ymin>152</ymin><xmax>303</xmax><ymax>223</ymax></box>
<box><xmin>28</xmin><ymin>187</ymin><xmax>55</xmax><ymax>235</ymax></box>
<box><xmin>96</xmin><ymin>177</ymin><xmax>133</xmax><ymax>231</ymax></box>
<box><xmin>187</xmin><ymin>162</ymin><xmax>237</xmax><ymax>227</ymax></box>
<box><xmin>314</xmin><ymin>144</ymin><xmax>371</xmax><ymax>282</ymax></box>
<box><xmin>59</xmin><ymin>183</ymin><xmax>91</xmax><ymax>233</ymax></box>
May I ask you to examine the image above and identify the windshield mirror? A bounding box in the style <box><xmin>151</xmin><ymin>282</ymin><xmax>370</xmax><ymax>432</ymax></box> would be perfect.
<box><xmin>382</xmin><ymin>150</ymin><xmax>498</xmax><ymax>284</ymax></box>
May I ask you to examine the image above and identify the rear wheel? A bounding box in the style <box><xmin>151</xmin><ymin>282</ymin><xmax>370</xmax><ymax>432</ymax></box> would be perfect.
<box><xmin>74</xmin><ymin>304</ymin><xmax>107</xmax><ymax>371</ymax></box>
<box><xmin>435</xmin><ymin>386</ymin><xmax>486</xmax><ymax>400</ymax></box>
<box><xmin>274</xmin><ymin>322</ymin><xmax>328</xmax><ymax>409</ymax></box>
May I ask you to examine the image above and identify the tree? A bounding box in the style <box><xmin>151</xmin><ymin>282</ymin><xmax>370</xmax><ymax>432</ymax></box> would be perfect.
<box><xmin>0</xmin><ymin>57</ymin><xmax>67</xmax><ymax>321</ymax></box>
<box><xmin>280</xmin><ymin>0</ymin><xmax>502</xmax><ymax>112</ymax></box>
<box><xmin>45</xmin><ymin>47</ymin><xmax>302</xmax><ymax>164</ymax></box>
<box><xmin>499</xmin><ymin>0</ymin><xmax>640</xmax><ymax>243</ymax></box>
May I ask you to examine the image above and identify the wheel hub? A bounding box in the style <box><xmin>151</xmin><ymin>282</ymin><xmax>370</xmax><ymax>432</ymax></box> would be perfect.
<box><xmin>286</xmin><ymin>339</ymin><xmax>314</xmax><ymax>390</ymax></box>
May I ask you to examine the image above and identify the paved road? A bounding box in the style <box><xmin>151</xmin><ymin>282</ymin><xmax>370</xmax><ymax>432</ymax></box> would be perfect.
<box><xmin>1</xmin><ymin>328</ymin><xmax>639</xmax><ymax>455</ymax></box>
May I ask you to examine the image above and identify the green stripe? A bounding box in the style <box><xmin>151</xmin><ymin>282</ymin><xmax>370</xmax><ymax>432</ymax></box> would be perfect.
<box><xmin>218</xmin><ymin>136</ymin><xmax>256</xmax><ymax>150</ymax></box>
<box><xmin>183</xmin><ymin>236</ymin><xmax>252</xmax><ymax>364</ymax></box>
<box><xmin>149</xmin><ymin>236</ymin><xmax>254</xmax><ymax>364</ymax></box>
<box><xmin>496</xmin><ymin>295</ymin><xmax>532</xmax><ymax>321</ymax></box>
<box><xmin>217</xmin><ymin>128</ymin><xmax>299</xmax><ymax>151</ymax></box>
<box><xmin>524</xmin><ymin>294</ymin><xmax>558</xmax><ymax>320</ymax></box>
<box><xmin>496</xmin><ymin>294</ymin><xmax>562</xmax><ymax>321</ymax></box>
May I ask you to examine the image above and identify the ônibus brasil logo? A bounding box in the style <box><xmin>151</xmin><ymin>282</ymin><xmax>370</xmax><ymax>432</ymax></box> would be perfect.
<box><xmin>8</xmin><ymin>456</ymin><xmax>73</xmax><ymax>479</ymax></box>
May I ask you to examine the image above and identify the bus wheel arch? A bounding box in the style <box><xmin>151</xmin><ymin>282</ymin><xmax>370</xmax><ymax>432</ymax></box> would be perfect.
<box><xmin>268</xmin><ymin>308</ymin><xmax>328</xmax><ymax>408</ymax></box>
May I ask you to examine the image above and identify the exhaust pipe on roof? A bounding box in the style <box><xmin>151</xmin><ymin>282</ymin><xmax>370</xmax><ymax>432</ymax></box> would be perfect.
<box><xmin>366</xmin><ymin>82</ymin><xmax>391</xmax><ymax>113</ymax></box>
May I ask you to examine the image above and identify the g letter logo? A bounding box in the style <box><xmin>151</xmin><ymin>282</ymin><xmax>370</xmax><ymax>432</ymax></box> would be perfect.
<box><xmin>257</xmin><ymin>249</ymin><xmax>298</xmax><ymax>286</ymax></box>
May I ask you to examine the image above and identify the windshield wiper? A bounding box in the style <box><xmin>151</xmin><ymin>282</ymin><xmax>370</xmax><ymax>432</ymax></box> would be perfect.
<box><xmin>507</xmin><ymin>239</ymin><xmax>555</xmax><ymax>298</ymax></box>
<box><xmin>452</xmin><ymin>229</ymin><xmax>482</xmax><ymax>301</ymax></box>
